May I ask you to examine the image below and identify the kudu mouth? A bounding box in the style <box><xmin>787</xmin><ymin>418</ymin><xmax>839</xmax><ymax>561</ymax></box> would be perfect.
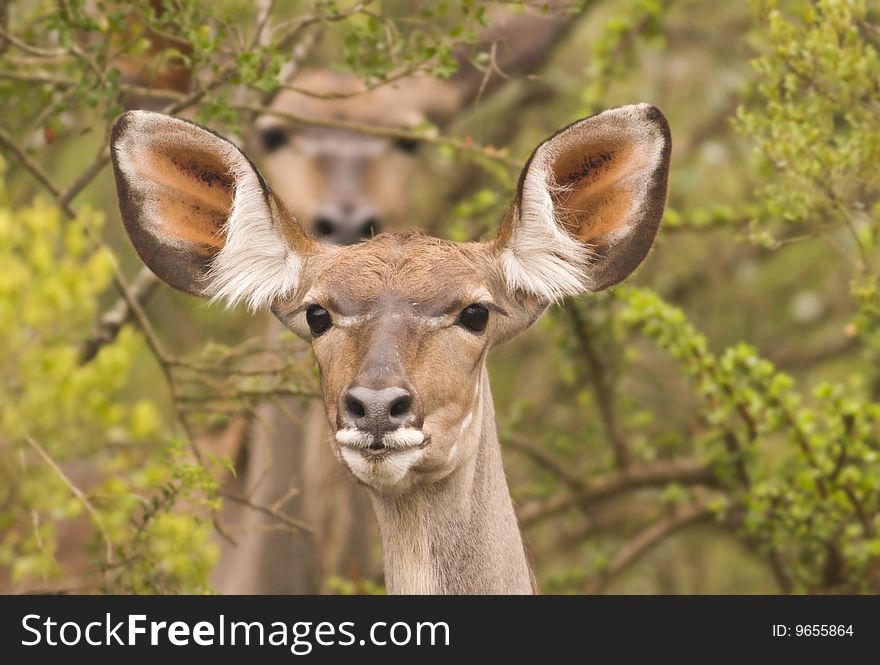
<box><xmin>334</xmin><ymin>426</ymin><xmax>428</xmax><ymax>457</ymax></box>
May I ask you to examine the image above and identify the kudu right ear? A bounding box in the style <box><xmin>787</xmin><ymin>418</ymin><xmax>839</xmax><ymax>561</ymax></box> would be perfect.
<box><xmin>110</xmin><ymin>111</ymin><xmax>317</xmax><ymax>310</ymax></box>
<box><xmin>494</xmin><ymin>104</ymin><xmax>671</xmax><ymax>302</ymax></box>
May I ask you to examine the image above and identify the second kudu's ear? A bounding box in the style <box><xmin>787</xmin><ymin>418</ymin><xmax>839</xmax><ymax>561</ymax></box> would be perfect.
<box><xmin>110</xmin><ymin>111</ymin><xmax>316</xmax><ymax>310</ymax></box>
<box><xmin>495</xmin><ymin>104</ymin><xmax>671</xmax><ymax>302</ymax></box>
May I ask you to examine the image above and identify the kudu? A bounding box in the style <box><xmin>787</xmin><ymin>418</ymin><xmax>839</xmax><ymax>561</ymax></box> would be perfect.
<box><xmin>211</xmin><ymin>71</ymin><xmax>463</xmax><ymax>594</ymax></box>
<box><xmin>213</xmin><ymin>8</ymin><xmax>576</xmax><ymax>594</ymax></box>
<box><xmin>109</xmin><ymin>103</ymin><xmax>671</xmax><ymax>593</ymax></box>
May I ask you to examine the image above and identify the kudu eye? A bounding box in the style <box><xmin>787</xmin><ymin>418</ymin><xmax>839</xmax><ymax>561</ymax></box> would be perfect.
<box><xmin>458</xmin><ymin>304</ymin><xmax>489</xmax><ymax>333</ymax></box>
<box><xmin>260</xmin><ymin>126</ymin><xmax>288</xmax><ymax>153</ymax></box>
<box><xmin>306</xmin><ymin>304</ymin><xmax>332</xmax><ymax>336</ymax></box>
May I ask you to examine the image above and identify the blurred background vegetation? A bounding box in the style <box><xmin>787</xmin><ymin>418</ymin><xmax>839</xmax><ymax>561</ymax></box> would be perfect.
<box><xmin>0</xmin><ymin>0</ymin><xmax>878</xmax><ymax>594</ymax></box>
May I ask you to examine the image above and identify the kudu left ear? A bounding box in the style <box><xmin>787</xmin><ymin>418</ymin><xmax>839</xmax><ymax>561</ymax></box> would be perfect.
<box><xmin>110</xmin><ymin>110</ymin><xmax>317</xmax><ymax>311</ymax></box>
<box><xmin>494</xmin><ymin>104</ymin><xmax>671</xmax><ymax>302</ymax></box>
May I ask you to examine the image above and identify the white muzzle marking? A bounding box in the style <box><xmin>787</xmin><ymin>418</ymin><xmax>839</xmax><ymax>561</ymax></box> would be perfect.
<box><xmin>334</xmin><ymin>428</ymin><xmax>375</xmax><ymax>449</ymax></box>
<box><xmin>381</xmin><ymin>427</ymin><xmax>426</xmax><ymax>449</ymax></box>
<box><xmin>334</xmin><ymin>427</ymin><xmax>426</xmax><ymax>450</ymax></box>
<box><xmin>334</xmin><ymin>427</ymin><xmax>428</xmax><ymax>489</ymax></box>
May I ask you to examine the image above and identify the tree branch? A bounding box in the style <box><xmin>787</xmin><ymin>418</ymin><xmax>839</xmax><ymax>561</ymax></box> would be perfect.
<box><xmin>0</xmin><ymin>124</ymin><xmax>71</xmax><ymax>213</ymax></box>
<box><xmin>566</xmin><ymin>304</ymin><xmax>632</xmax><ymax>468</ymax></box>
<box><xmin>25</xmin><ymin>436</ymin><xmax>114</xmax><ymax>566</ymax></box>
<box><xmin>218</xmin><ymin>489</ymin><xmax>314</xmax><ymax>535</ymax></box>
<box><xmin>505</xmin><ymin>437</ymin><xmax>586</xmax><ymax>490</ymax></box>
<box><xmin>519</xmin><ymin>459</ymin><xmax>717</xmax><ymax>526</ymax></box>
<box><xmin>79</xmin><ymin>267</ymin><xmax>160</xmax><ymax>362</ymax></box>
<box><xmin>77</xmin><ymin>63</ymin><xmax>247</xmax><ymax>363</ymax></box>
<box><xmin>584</xmin><ymin>502</ymin><xmax>714</xmax><ymax>594</ymax></box>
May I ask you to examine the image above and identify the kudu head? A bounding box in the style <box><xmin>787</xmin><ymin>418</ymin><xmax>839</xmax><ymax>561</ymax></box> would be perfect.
<box><xmin>110</xmin><ymin>105</ymin><xmax>670</xmax><ymax>494</ymax></box>
<box><xmin>253</xmin><ymin>70</ymin><xmax>461</xmax><ymax>245</ymax></box>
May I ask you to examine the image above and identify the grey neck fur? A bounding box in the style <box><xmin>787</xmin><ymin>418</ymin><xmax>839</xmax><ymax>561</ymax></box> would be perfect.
<box><xmin>369</xmin><ymin>367</ymin><xmax>534</xmax><ymax>594</ymax></box>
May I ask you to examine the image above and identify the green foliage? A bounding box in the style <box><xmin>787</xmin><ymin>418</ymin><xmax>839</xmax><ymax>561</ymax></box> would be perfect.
<box><xmin>580</xmin><ymin>0</ymin><xmax>669</xmax><ymax>113</ymax></box>
<box><xmin>737</xmin><ymin>0</ymin><xmax>880</xmax><ymax>378</ymax></box>
<box><xmin>617</xmin><ymin>286</ymin><xmax>880</xmax><ymax>591</ymax></box>
<box><xmin>325</xmin><ymin>575</ymin><xmax>385</xmax><ymax>595</ymax></box>
<box><xmin>511</xmin><ymin>0</ymin><xmax>880</xmax><ymax>593</ymax></box>
<box><xmin>737</xmin><ymin>0</ymin><xmax>880</xmax><ymax>243</ymax></box>
<box><xmin>338</xmin><ymin>1</ymin><xmax>482</xmax><ymax>81</ymax></box>
<box><xmin>0</xmin><ymin>161</ymin><xmax>217</xmax><ymax>592</ymax></box>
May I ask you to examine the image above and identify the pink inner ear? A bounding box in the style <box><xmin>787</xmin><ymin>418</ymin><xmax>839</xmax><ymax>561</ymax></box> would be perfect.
<box><xmin>136</xmin><ymin>144</ymin><xmax>235</xmax><ymax>253</ymax></box>
<box><xmin>551</xmin><ymin>140</ymin><xmax>646</xmax><ymax>247</ymax></box>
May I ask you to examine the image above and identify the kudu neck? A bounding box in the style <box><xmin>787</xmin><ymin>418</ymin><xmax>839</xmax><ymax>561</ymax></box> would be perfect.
<box><xmin>370</xmin><ymin>367</ymin><xmax>534</xmax><ymax>594</ymax></box>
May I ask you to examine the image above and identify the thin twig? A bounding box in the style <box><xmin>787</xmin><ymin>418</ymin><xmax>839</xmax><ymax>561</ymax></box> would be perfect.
<box><xmin>277</xmin><ymin>64</ymin><xmax>423</xmax><ymax>100</ymax></box>
<box><xmin>584</xmin><ymin>502</ymin><xmax>713</xmax><ymax>594</ymax></box>
<box><xmin>0</xmin><ymin>22</ymin><xmax>67</xmax><ymax>58</ymax></box>
<box><xmin>0</xmin><ymin>124</ymin><xmax>70</xmax><ymax>212</ymax></box>
<box><xmin>177</xmin><ymin>388</ymin><xmax>321</xmax><ymax>403</ymax></box>
<box><xmin>251</xmin><ymin>0</ymin><xmax>276</xmax><ymax>49</ymax></box>
<box><xmin>519</xmin><ymin>459</ymin><xmax>717</xmax><ymax>526</ymax></box>
<box><xmin>0</xmin><ymin>0</ymin><xmax>9</xmax><ymax>56</ymax></box>
<box><xmin>567</xmin><ymin>305</ymin><xmax>632</xmax><ymax>468</ymax></box>
<box><xmin>235</xmin><ymin>101</ymin><xmax>520</xmax><ymax>168</ymax></box>
<box><xmin>505</xmin><ymin>437</ymin><xmax>585</xmax><ymax>490</ymax></box>
<box><xmin>25</xmin><ymin>436</ymin><xmax>115</xmax><ymax>566</ymax></box>
<box><xmin>79</xmin><ymin>266</ymin><xmax>159</xmax><ymax>362</ymax></box>
<box><xmin>218</xmin><ymin>489</ymin><xmax>314</xmax><ymax>534</ymax></box>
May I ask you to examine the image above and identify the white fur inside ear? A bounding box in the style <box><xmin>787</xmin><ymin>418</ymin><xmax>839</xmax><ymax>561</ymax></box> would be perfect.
<box><xmin>203</xmin><ymin>137</ymin><xmax>300</xmax><ymax>311</ymax></box>
<box><xmin>113</xmin><ymin>111</ymin><xmax>301</xmax><ymax>311</ymax></box>
<box><xmin>501</xmin><ymin>156</ymin><xmax>594</xmax><ymax>303</ymax></box>
<box><xmin>500</xmin><ymin>104</ymin><xmax>669</xmax><ymax>302</ymax></box>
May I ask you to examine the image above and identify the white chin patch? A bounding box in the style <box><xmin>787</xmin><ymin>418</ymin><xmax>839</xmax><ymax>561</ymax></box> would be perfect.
<box><xmin>339</xmin><ymin>447</ymin><xmax>425</xmax><ymax>490</ymax></box>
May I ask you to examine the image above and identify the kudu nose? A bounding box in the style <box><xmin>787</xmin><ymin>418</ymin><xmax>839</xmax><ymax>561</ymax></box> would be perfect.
<box><xmin>343</xmin><ymin>386</ymin><xmax>413</xmax><ymax>437</ymax></box>
<box><xmin>312</xmin><ymin>215</ymin><xmax>380</xmax><ymax>245</ymax></box>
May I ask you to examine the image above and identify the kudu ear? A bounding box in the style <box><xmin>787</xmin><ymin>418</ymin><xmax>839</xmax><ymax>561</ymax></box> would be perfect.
<box><xmin>110</xmin><ymin>110</ymin><xmax>316</xmax><ymax>310</ymax></box>
<box><xmin>495</xmin><ymin>104</ymin><xmax>671</xmax><ymax>302</ymax></box>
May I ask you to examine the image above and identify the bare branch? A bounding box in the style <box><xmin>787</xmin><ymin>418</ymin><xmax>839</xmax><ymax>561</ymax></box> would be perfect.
<box><xmin>252</xmin><ymin>0</ymin><xmax>276</xmax><ymax>49</ymax></box>
<box><xmin>218</xmin><ymin>489</ymin><xmax>314</xmax><ymax>534</ymax></box>
<box><xmin>584</xmin><ymin>502</ymin><xmax>714</xmax><ymax>594</ymax></box>
<box><xmin>505</xmin><ymin>437</ymin><xmax>586</xmax><ymax>490</ymax></box>
<box><xmin>273</xmin><ymin>24</ymin><xmax>322</xmax><ymax>91</ymax></box>
<box><xmin>235</xmin><ymin>101</ymin><xmax>520</xmax><ymax>167</ymax></box>
<box><xmin>24</xmin><ymin>436</ymin><xmax>114</xmax><ymax>566</ymax></box>
<box><xmin>177</xmin><ymin>388</ymin><xmax>320</xmax><ymax>404</ymax></box>
<box><xmin>0</xmin><ymin>124</ymin><xmax>72</xmax><ymax>214</ymax></box>
<box><xmin>519</xmin><ymin>459</ymin><xmax>717</xmax><ymax>526</ymax></box>
<box><xmin>566</xmin><ymin>305</ymin><xmax>632</xmax><ymax>468</ymax></box>
<box><xmin>451</xmin><ymin>0</ymin><xmax>583</xmax><ymax>105</ymax></box>
<box><xmin>276</xmin><ymin>63</ymin><xmax>429</xmax><ymax>100</ymax></box>
<box><xmin>0</xmin><ymin>22</ymin><xmax>66</xmax><ymax>58</ymax></box>
<box><xmin>0</xmin><ymin>0</ymin><xmax>9</xmax><ymax>56</ymax></box>
<box><xmin>79</xmin><ymin>266</ymin><xmax>160</xmax><ymax>362</ymax></box>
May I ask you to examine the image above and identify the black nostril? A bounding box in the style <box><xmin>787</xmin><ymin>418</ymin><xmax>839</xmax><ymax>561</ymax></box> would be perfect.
<box><xmin>359</xmin><ymin>218</ymin><xmax>380</xmax><ymax>239</ymax></box>
<box><xmin>389</xmin><ymin>394</ymin><xmax>412</xmax><ymax>418</ymax></box>
<box><xmin>343</xmin><ymin>385</ymin><xmax>414</xmax><ymax>433</ymax></box>
<box><xmin>314</xmin><ymin>217</ymin><xmax>335</xmax><ymax>237</ymax></box>
<box><xmin>346</xmin><ymin>394</ymin><xmax>366</xmax><ymax>419</ymax></box>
